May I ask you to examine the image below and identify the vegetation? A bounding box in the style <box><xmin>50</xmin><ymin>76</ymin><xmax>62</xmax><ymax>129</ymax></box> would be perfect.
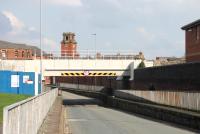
<box><xmin>137</xmin><ymin>61</ymin><xmax>146</xmax><ymax>69</ymax></box>
<box><xmin>0</xmin><ymin>93</ymin><xmax>30</xmax><ymax>123</ymax></box>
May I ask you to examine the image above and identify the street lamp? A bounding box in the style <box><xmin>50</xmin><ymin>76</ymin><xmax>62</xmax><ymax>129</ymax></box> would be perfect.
<box><xmin>40</xmin><ymin>0</ymin><xmax>43</xmax><ymax>93</ymax></box>
<box><xmin>92</xmin><ymin>33</ymin><xmax>97</xmax><ymax>89</ymax></box>
<box><xmin>92</xmin><ymin>33</ymin><xmax>96</xmax><ymax>57</ymax></box>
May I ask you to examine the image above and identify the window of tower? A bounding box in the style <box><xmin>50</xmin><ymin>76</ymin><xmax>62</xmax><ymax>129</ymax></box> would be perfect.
<box><xmin>66</xmin><ymin>36</ymin><xmax>69</xmax><ymax>41</ymax></box>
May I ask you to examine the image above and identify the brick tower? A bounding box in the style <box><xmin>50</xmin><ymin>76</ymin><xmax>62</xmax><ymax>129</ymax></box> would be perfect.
<box><xmin>61</xmin><ymin>32</ymin><xmax>78</xmax><ymax>57</ymax></box>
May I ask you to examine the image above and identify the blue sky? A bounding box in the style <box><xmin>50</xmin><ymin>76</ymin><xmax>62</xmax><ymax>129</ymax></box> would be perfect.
<box><xmin>0</xmin><ymin>0</ymin><xmax>200</xmax><ymax>59</ymax></box>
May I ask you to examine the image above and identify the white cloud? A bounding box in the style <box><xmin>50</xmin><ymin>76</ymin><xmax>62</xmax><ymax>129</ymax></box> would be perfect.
<box><xmin>2</xmin><ymin>11</ymin><xmax>25</xmax><ymax>34</ymax></box>
<box><xmin>106</xmin><ymin>0</ymin><xmax>121</xmax><ymax>8</ymax></box>
<box><xmin>136</xmin><ymin>27</ymin><xmax>155</xmax><ymax>41</ymax></box>
<box><xmin>1</xmin><ymin>10</ymin><xmax>38</xmax><ymax>39</ymax></box>
<box><xmin>49</xmin><ymin>0</ymin><xmax>82</xmax><ymax>6</ymax></box>
<box><xmin>43</xmin><ymin>37</ymin><xmax>58</xmax><ymax>51</ymax></box>
<box><xmin>0</xmin><ymin>13</ymin><xmax>12</xmax><ymax>35</ymax></box>
<box><xmin>105</xmin><ymin>42</ymin><xmax>112</xmax><ymax>47</ymax></box>
<box><xmin>28</xmin><ymin>26</ymin><xmax>37</xmax><ymax>32</ymax></box>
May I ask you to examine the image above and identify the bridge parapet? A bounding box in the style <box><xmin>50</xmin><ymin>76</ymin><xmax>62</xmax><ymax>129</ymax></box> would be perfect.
<box><xmin>43</xmin><ymin>50</ymin><xmax>145</xmax><ymax>60</ymax></box>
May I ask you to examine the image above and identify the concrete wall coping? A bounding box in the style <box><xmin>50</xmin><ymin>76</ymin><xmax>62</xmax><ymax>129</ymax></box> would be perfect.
<box><xmin>4</xmin><ymin>89</ymin><xmax>55</xmax><ymax>111</ymax></box>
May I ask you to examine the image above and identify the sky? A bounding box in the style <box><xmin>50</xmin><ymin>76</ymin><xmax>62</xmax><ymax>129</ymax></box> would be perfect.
<box><xmin>0</xmin><ymin>0</ymin><xmax>200</xmax><ymax>59</ymax></box>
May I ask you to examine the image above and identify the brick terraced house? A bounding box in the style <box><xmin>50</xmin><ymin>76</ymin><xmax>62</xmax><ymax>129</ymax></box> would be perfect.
<box><xmin>0</xmin><ymin>40</ymin><xmax>41</xmax><ymax>60</ymax></box>
<box><xmin>182</xmin><ymin>19</ymin><xmax>200</xmax><ymax>62</ymax></box>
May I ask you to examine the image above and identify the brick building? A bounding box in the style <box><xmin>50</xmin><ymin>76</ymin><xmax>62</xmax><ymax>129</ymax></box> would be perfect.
<box><xmin>61</xmin><ymin>32</ymin><xmax>79</xmax><ymax>57</ymax></box>
<box><xmin>154</xmin><ymin>57</ymin><xmax>185</xmax><ymax>66</ymax></box>
<box><xmin>182</xmin><ymin>19</ymin><xmax>200</xmax><ymax>62</ymax></box>
<box><xmin>0</xmin><ymin>40</ymin><xmax>41</xmax><ymax>60</ymax></box>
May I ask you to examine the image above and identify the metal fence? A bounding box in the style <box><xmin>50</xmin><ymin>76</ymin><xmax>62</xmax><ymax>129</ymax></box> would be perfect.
<box><xmin>42</xmin><ymin>50</ymin><xmax>142</xmax><ymax>60</ymax></box>
<box><xmin>115</xmin><ymin>90</ymin><xmax>200</xmax><ymax>111</ymax></box>
<box><xmin>3</xmin><ymin>88</ymin><xmax>58</xmax><ymax>134</ymax></box>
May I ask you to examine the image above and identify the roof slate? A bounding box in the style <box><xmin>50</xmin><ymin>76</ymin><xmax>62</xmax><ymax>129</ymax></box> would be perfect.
<box><xmin>181</xmin><ymin>19</ymin><xmax>200</xmax><ymax>30</ymax></box>
<box><xmin>0</xmin><ymin>40</ymin><xmax>42</xmax><ymax>56</ymax></box>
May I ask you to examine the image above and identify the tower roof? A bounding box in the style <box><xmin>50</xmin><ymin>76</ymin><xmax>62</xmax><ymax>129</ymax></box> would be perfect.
<box><xmin>61</xmin><ymin>32</ymin><xmax>77</xmax><ymax>44</ymax></box>
<box><xmin>63</xmin><ymin>32</ymin><xmax>75</xmax><ymax>36</ymax></box>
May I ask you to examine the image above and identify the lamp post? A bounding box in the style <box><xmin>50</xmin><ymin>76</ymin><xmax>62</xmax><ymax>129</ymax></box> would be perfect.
<box><xmin>40</xmin><ymin>0</ymin><xmax>43</xmax><ymax>93</ymax></box>
<box><xmin>92</xmin><ymin>33</ymin><xmax>97</xmax><ymax>89</ymax></box>
<box><xmin>92</xmin><ymin>33</ymin><xmax>96</xmax><ymax>58</ymax></box>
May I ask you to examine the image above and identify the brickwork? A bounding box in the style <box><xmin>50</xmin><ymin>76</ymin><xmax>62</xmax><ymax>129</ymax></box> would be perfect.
<box><xmin>186</xmin><ymin>54</ymin><xmax>200</xmax><ymax>62</ymax></box>
<box><xmin>61</xmin><ymin>32</ymin><xmax>78</xmax><ymax>57</ymax></box>
<box><xmin>182</xmin><ymin>20</ymin><xmax>200</xmax><ymax>62</ymax></box>
<box><xmin>0</xmin><ymin>48</ymin><xmax>33</xmax><ymax>60</ymax></box>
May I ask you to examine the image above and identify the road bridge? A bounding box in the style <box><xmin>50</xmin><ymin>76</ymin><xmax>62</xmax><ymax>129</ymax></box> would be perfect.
<box><xmin>0</xmin><ymin>52</ymin><xmax>153</xmax><ymax>90</ymax></box>
<box><xmin>0</xmin><ymin>51</ymin><xmax>153</xmax><ymax>90</ymax></box>
<box><xmin>0</xmin><ymin>51</ymin><xmax>153</xmax><ymax>78</ymax></box>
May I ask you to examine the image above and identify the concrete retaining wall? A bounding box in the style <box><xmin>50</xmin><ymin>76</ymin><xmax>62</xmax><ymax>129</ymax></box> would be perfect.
<box><xmin>3</xmin><ymin>88</ymin><xmax>58</xmax><ymax>134</ymax></box>
<box><xmin>114</xmin><ymin>90</ymin><xmax>200</xmax><ymax>111</ymax></box>
<box><xmin>107</xmin><ymin>96</ymin><xmax>200</xmax><ymax>130</ymax></box>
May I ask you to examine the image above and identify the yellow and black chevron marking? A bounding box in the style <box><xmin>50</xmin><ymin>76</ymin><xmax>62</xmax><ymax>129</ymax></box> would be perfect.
<box><xmin>61</xmin><ymin>72</ymin><xmax>117</xmax><ymax>76</ymax></box>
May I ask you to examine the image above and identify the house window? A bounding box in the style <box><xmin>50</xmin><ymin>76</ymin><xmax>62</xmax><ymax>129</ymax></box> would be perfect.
<box><xmin>22</xmin><ymin>51</ymin><xmax>25</xmax><ymax>57</ymax></box>
<box><xmin>197</xmin><ymin>26</ymin><xmax>200</xmax><ymax>41</ymax></box>
<box><xmin>27</xmin><ymin>51</ymin><xmax>30</xmax><ymax>58</ymax></box>
<box><xmin>1</xmin><ymin>50</ymin><xmax>7</xmax><ymax>58</ymax></box>
<box><xmin>15</xmin><ymin>50</ymin><xmax>18</xmax><ymax>58</ymax></box>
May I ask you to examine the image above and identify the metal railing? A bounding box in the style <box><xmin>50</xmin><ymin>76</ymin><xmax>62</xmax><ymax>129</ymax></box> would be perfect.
<box><xmin>42</xmin><ymin>50</ymin><xmax>143</xmax><ymax>60</ymax></box>
<box><xmin>0</xmin><ymin>50</ymin><xmax>144</xmax><ymax>60</ymax></box>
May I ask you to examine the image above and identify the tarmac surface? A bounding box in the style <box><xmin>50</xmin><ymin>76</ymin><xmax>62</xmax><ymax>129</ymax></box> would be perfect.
<box><xmin>63</xmin><ymin>91</ymin><xmax>195</xmax><ymax>134</ymax></box>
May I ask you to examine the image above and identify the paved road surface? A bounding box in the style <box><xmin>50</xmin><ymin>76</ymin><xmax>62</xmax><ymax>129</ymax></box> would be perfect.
<box><xmin>62</xmin><ymin>91</ymin><xmax>195</xmax><ymax>134</ymax></box>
